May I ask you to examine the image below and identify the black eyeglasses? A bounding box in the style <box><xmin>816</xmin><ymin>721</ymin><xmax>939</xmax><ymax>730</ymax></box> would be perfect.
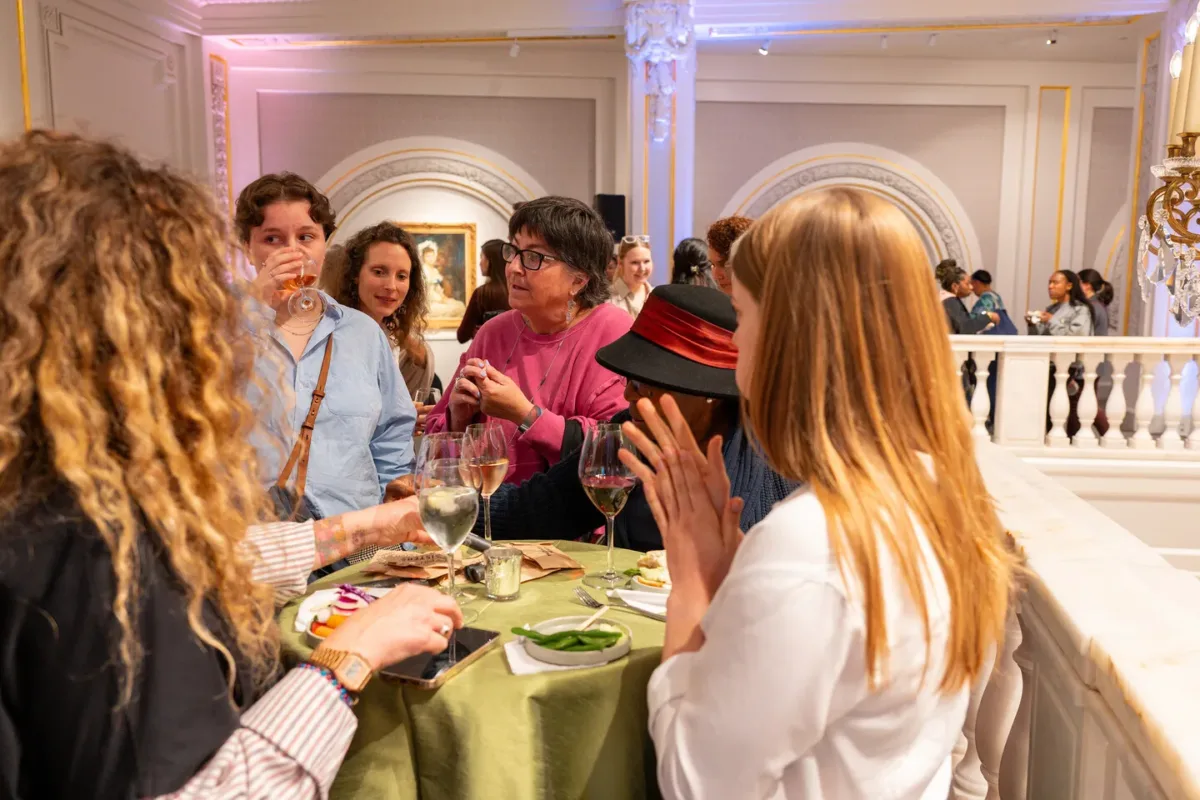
<box><xmin>502</xmin><ymin>242</ymin><xmax>569</xmax><ymax>272</ymax></box>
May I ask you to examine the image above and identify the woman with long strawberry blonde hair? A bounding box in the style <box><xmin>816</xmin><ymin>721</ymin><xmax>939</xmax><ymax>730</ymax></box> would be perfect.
<box><xmin>621</xmin><ymin>188</ymin><xmax>1014</xmax><ymax>798</ymax></box>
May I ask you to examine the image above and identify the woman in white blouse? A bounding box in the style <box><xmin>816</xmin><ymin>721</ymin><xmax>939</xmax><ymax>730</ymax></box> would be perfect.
<box><xmin>621</xmin><ymin>187</ymin><xmax>1015</xmax><ymax>799</ymax></box>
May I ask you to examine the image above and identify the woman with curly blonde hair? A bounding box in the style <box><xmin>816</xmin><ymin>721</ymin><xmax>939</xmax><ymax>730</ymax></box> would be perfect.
<box><xmin>624</xmin><ymin>188</ymin><xmax>1014</xmax><ymax>798</ymax></box>
<box><xmin>0</xmin><ymin>131</ymin><xmax>462</xmax><ymax>798</ymax></box>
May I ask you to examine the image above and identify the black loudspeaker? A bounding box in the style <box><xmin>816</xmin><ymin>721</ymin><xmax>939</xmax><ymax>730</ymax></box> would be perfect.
<box><xmin>593</xmin><ymin>194</ymin><xmax>626</xmax><ymax>240</ymax></box>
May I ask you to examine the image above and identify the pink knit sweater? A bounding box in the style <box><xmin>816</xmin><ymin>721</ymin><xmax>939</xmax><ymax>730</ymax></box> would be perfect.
<box><xmin>425</xmin><ymin>305</ymin><xmax>632</xmax><ymax>484</ymax></box>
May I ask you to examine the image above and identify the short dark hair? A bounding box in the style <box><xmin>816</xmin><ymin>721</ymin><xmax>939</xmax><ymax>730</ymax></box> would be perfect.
<box><xmin>971</xmin><ymin>270</ymin><xmax>993</xmax><ymax>285</ymax></box>
<box><xmin>234</xmin><ymin>172</ymin><xmax>336</xmax><ymax>244</ymax></box>
<box><xmin>508</xmin><ymin>196</ymin><xmax>613</xmax><ymax>308</ymax></box>
<box><xmin>672</xmin><ymin>237</ymin><xmax>717</xmax><ymax>288</ymax></box>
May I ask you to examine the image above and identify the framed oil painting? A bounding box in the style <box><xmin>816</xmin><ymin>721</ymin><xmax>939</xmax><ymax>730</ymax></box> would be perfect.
<box><xmin>402</xmin><ymin>222</ymin><xmax>478</xmax><ymax>330</ymax></box>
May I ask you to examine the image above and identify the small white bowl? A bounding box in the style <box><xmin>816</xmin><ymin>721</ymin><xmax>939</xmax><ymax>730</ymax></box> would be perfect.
<box><xmin>631</xmin><ymin>575</ymin><xmax>671</xmax><ymax>594</ymax></box>
<box><xmin>521</xmin><ymin>616</ymin><xmax>632</xmax><ymax>667</ymax></box>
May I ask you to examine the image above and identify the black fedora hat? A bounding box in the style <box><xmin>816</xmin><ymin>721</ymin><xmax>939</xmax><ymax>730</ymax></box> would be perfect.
<box><xmin>595</xmin><ymin>284</ymin><xmax>739</xmax><ymax>399</ymax></box>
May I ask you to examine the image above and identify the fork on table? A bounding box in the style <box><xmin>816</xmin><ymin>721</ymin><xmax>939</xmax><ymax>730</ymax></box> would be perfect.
<box><xmin>574</xmin><ymin>587</ymin><xmax>666</xmax><ymax>622</ymax></box>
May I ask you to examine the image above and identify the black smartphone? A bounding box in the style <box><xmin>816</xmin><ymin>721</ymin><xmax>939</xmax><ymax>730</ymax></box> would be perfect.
<box><xmin>377</xmin><ymin>627</ymin><xmax>501</xmax><ymax>689</ymax></box>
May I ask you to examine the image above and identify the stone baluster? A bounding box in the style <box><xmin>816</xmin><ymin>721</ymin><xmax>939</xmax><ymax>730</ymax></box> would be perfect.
<box><xmin>952</xmin><ymin>655</ymin><xmax>994</xmax><ymax>799</ymax></box>
<box><xmin>1074</xmin><ymin>351</ymin><xmax>1102</xmax><ymax>448</ymax></box>
<box><xmin>1160</xmin><ymin>353</ymin><xmax>1190</xmax><ymax>450</ymax></box>
<box><xmin>1188</xmin><ymin>355</ymin><xmax>1200</xmax><ymax>449</ymax></box>
<box><xmin>969</xmin><ymin>351</ymin><xmax>992</xmax><ymax>441</ymax></box>
<box><xmin>999</xmin><ymin>607</ymin><xmax>1032</xmax><ymax>800</ymax></box>
<box><xmin>1045</xmin><ymin>353</ymin><xmax>1073</xmax><ymax>447</ymax></box>
<box><xmin>975</xmin><ymin>603</ymin><xmax>1025</xmax><ymax>800</ymax></box>
<box><xmin>1130</xmin><ymin>353</ymin><xmax>1159</xmax><ymax>450</ymax></box>
<box><xmin>1102</xmin><ymin>354</ymin><xmax>1128</xmax><ymax>448</ymax></box>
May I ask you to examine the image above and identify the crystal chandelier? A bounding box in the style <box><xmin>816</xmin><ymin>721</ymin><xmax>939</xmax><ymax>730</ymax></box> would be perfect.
<box><xmin>1138</xmin><ymin>14</ymin><xmax>1200</xmax><ymax>324</ymax></box>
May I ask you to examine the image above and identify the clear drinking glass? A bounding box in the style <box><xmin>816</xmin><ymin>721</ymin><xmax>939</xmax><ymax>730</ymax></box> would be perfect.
<box><xmin>285</xmin><ymin>254</ymin><xmax>321</xmax><ymax>315</ymax></box>
<box><xmin>417</xmin><ymin>442</ymin><xmax>480</xmax><ymax>629</ymax></box>
<box><xmin>464</xmin><ymin>422</ymin><xmax>508</xmax><ymax>542</ymax></box>
<box><xmin>579</xmin><ymin>424</ymin><xmax>637</xmax><ymax>590</ymax></box>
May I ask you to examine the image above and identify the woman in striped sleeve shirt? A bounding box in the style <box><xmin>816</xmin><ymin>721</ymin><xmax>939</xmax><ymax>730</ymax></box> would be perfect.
<box><xmin>0</xmin><ymin>131</ymin><xmax>460</xmax><ymax>799</ymax></box>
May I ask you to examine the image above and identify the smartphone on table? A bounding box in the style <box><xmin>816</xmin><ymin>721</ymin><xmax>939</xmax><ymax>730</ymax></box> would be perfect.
<box><xmin>378</xmin><ymin>627</ymin><xmax>501</xmax><ymax>689</ymax></box>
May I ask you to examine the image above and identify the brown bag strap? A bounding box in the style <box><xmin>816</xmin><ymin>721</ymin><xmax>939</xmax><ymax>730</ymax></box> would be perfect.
<box><xmin>275</xmin><ymin>336</ymin><xmax>334</xmax><ymax>499</ymax></box>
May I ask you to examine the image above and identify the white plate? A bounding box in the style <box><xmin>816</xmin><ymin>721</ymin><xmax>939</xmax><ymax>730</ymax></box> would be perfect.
<box><xmin>520</xmin><ymin>616</ymin><xmax>632</xmax><ymax>667</ymax></box>
<box><xmin>631</xmin><ymin>575</ymin><xmax>671</xmax><ymax>594</ymax></box>
<box><xmin>614</xmin><ymin>589</ymin><xmax>668</xmax><ymax>617</ymax></box>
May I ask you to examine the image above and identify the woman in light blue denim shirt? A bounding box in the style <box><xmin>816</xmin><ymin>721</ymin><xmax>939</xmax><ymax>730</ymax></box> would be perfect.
<box><xmin>236</xmin><ymin>173</ymin><xmax>416</xmax><ymax>524</ymax></box>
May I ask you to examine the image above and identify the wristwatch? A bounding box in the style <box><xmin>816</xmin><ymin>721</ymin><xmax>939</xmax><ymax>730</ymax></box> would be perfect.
<box><xmin>518</xmin><ymin>405</ymin><xmax>543</xmax><ymax>434</ymax></box>
<box><xmin>308</xmin><ymin>646</ymin><xmax>374</xmax><ymax>693</ymax></box>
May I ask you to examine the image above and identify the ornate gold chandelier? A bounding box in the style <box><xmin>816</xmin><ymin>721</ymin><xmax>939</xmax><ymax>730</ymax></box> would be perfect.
<box><xmin>1138</xmin><ymin>14</ymin><xmax>1200</xmax><ymax>324</ymax></box>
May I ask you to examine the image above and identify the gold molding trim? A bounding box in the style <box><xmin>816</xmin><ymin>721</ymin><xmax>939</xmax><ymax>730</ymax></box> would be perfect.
<box><xmin>1102</xmin><ymin>226</ymin><xmax>1126</xmax><ymax>280</ymax></box>
<box><xmin>1124</xmin><ymin>32</ymin><xmax>1157</xmax><ymax>335</ymax></box>
<box><xmin>226</xmin><ymin>34</ymin><xmax>618</xmax><ymax>49</ymax></box>
<box><xmin>723</xmin><ymin>16</ymin><xmax>1147</xmax><ymax>40</ymax></box>
<box><xmin>16</xmin><ymin>0</ymin><xmax>31</xmax><ymax>130</ymax></box>
<box><xmin>323</xmin><ymin>147</ymin><xmax>535</xmax><ymax>199</ymax></box>
<box><xmin>209</xmin><ymin>54</ymin><xmax>234</xmax><ymax>217</ymax></box>
<box><xmin>1023</xmin><ymin>86</ymin><xmax>1071</xmax><ymax>311</ymax></box>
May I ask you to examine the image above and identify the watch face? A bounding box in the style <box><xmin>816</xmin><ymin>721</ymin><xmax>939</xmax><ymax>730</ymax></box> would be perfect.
<box><xmin>344</xmin><ymin>659</ymin><xmax>367</xmax><ymax>683</ymax></box>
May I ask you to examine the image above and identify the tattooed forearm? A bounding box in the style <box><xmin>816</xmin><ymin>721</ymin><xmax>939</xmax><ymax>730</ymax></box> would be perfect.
<box><xmin>312</xmin><ymin>515</ymin><xmax>367</xmax><ymax>569</ymax></box>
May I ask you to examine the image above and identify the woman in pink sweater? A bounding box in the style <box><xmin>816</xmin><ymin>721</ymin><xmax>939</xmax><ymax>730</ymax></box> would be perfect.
<box><xmin>425</xmin><ymin>197</ymin><xmax>632</xmax><ymax>484</ymax></box>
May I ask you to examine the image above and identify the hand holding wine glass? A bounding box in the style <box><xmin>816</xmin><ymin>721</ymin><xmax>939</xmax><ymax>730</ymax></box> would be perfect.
<box><xmin>465</xmin><ymin>422</ymin><xmax>509</xmax><ymax>542</ymax></box>
<box><xmin>286</xmin><ymin>253</ymin><xmax>321</xmax><ymax>315</ymax></box>
<box><xmin>580</xmin><ymin>423</ymin><xmax>638</xmax><ymax>590</ymax></box>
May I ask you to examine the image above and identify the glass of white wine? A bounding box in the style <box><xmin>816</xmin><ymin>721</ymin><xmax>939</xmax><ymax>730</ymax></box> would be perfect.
<box><xmin>579</xmin><ymin>424</ymin><xmax>638</xmax><ymax>590</ymax></box>
<box><xmin>417</xmin><ymin>434</ymin><xmax>479</xmax><ymax>625</ymax></box>
<box><xmin>285</xmin><ymin>254</ymin><xmax>321</xmax><ymax>315</ymax></box>
<box><xmin>464</xmin><ymin>422</ymin><xmax>508</xmax><ymax>542</ymax></box>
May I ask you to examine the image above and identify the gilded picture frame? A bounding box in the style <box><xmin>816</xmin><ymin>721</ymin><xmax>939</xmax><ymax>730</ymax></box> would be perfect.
<box><xmin>401</xmin><ymin>222</ymin><xmax>478</xmax><ymax>330</ymax></box>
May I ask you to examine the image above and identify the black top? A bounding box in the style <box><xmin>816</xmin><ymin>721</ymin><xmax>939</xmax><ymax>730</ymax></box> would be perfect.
<box><xmin>0</xmin><ymin>486</ymin><xmax>259</xmax><ymax>799</ymax></box>
<box><xmin>942</xmin><ymin>296</ymin><xmax>992</xmax><ymax>335</ymax></box>
<box><xmin>478</xmin><ymin>411</ymin><xmax>798</xmax><ymax>552</ymax></box>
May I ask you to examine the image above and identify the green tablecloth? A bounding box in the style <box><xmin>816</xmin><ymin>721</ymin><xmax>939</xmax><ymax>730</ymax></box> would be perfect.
<box><xmin>278</xmin><ymin>541</ymin><xmax>665</xmax><ymax>800</ymax></box>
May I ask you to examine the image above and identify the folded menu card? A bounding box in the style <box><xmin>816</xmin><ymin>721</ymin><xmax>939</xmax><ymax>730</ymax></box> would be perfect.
<box><xmin>363</xmin><ymin>542</ymin><xmax>582</xmax><ymax>584</ymax></box>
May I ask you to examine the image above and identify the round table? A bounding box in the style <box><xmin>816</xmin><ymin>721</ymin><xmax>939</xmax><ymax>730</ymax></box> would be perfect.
<box><xmin>279</xmin><ymin>541</ymin><xmax>666</xmax><ymax>800</ymax></box>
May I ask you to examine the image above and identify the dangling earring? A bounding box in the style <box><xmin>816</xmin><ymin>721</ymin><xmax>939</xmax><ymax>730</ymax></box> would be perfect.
<box><xmin>566</xmin><ymin>297</ymin><xmax>577</xmax><ymax>324</ymax></box>
<box><xmin>706</xmin><ymin>398</ymin><xmax>714</xmax><ymax>404</ymax></box>
<box><xmin>399</xmin><ymin>303</ymin><xmax>407</xmax><ymax>314</ymax></box>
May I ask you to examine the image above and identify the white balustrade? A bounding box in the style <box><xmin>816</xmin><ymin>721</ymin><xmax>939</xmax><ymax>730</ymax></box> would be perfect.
<box><xmin>949</xmin><ymin>336</ymin><xmax>1200</xmax><ymax>458</ymax></box>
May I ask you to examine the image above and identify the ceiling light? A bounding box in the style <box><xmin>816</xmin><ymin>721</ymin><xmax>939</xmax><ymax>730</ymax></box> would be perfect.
<box><xmin>758</xmin><ymin>39</ymin><xmax>771</xmax><ymax>56</ymax></box>
<box><xmin>928</xmin><ymin>33</ymin><xmax>938</xmax><ymax>47</ymax></box>
<box><xmin>509</xmin><ymin>40</ymin><xmax>520</xmax><ymax>57</ymax></box>
<box><xmin>880</xmin><ymin>35</ymin><xmax>888</xmax><ymax>50</ymax></box>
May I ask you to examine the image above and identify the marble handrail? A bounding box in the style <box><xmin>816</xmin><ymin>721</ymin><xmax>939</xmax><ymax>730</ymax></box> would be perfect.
<box><xmin>955</xmin><ymin>442</ymin><xmax>1200</xmax><ymax>799</ymax></box>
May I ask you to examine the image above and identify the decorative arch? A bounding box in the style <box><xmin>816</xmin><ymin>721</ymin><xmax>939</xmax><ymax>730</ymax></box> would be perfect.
<box><xmin>314</xmin><ymin>136</ymin><xmax>548</xmax><ymax>240</ymax></box>
<box><xmin>719</xmin><ymin>143</ymin><xmax>984</xmax><ymax>273</ymax></box>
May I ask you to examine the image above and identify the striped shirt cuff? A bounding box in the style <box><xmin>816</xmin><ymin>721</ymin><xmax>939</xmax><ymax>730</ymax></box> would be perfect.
<box><xmin>247</xmin><ymin>521</ymin><xmax>316</xmax><ymax>603</ymax></box>
<box><xmin>241</xmin><ymin>667</ymin><xmax>358</xmax><ymax>795</ymax></box>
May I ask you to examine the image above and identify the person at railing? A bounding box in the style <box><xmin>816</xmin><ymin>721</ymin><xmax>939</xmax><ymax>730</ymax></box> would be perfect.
<box><xmin>1078</xmin><ymin>268</ymin><xmax>1114</xmax><ymax>337</ymax></box>
<box><xmin>970</xmin><ymin>269</ymin><xmax>1018</xmax><ymax>335</ymax></box>
<box><xmin>622</xmin><ymin>188</ymin><xmax>1015</xmax><ymax>799</ymax></box>
<box><xmin>1027</xmin><ymin>269</ymin><xmax>1094</xmax><ymax>336</ymax></box>
<box><xmin>936</xmin><ymin>259</ymin><xmax>998</xmax><ymax>334</ymax></box>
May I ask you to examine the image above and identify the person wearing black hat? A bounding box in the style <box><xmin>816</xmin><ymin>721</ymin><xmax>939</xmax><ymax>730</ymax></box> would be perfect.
<box><xmin>475</xmin><ymin>284</ymin><xmax>796</xmax><ymax>552</ymax></box>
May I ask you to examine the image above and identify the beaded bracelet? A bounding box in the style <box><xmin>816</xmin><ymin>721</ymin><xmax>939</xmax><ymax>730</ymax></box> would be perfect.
<box><xmin>298</xmin><ymin>662</ymin><xmax>356</xmax><ymax>708</ymax></box>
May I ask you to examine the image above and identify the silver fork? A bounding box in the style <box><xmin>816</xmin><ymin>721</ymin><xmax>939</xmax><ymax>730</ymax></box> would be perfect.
<box><xmin>574</xmin><ymin>587</ymin><xmax>666</xmax><ymax>622</ymax></box>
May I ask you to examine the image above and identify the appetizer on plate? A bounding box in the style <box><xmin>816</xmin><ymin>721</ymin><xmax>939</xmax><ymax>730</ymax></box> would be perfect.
<box><xmin>308</xmin><ymin>585</ymin><xmax>373</xmax><ymax>640</ymax></box>
<box><xmin>633</xmin><ymin>550</ymin><xmax>670</xmax><ymax>591</ymax></box>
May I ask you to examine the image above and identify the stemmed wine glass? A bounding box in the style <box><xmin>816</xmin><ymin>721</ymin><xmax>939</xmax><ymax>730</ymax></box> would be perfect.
<box><xmin>579</xmin><ymin>424</ymin><xmax>638</xmax><ymax>590</ymax></box>
<box><xmin>464</xmin><ymin>422</ymin><xmax>509</xmax><ymax>542</ymax></box>
<box><xmin>285</xmin><ymin>254</ymin><xmax>321</xmax><ymax>315</ymax></box>
<box><xmin>417</xmin><ymin>433</ymin><xmax>479</xmax><ymax>625</ymax></box>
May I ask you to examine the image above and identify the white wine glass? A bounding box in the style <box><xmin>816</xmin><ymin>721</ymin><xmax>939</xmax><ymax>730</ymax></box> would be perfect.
<box><xmin>417</xmin><ymin>437</ymin><xmax>479</xmax><ymax>627</ymax></box>
<box><xmin>286</xmin><ymin>254</ymin><xmax>321</xmax><ymax>315</ymax></box>
<box><xmin>464</xmin><ymin>422</ymin><xmax>508</xmax><ymax>542</ymax></box>
<box><xmin>579</xmin><ymin>424</ymin><xmax>637</xmax><ymax>590</ymax></box>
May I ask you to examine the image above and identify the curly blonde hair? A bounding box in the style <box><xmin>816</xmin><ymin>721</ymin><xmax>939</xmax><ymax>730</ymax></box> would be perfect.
<box><xmin>0</xmin><ymin>131</ymin><xmax>279</xmax><ymax>705</ymax></box>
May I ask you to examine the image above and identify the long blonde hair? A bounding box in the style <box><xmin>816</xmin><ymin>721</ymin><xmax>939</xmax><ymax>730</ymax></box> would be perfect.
<box><xmin>0</xmin><ymin>131</ymin><xmax>279</xmax><ymax>704</ymax></box>
<box><xmin>732</xmin><ymin>188</ymin><xmax>1013</xmax><ymax>692</ymax></box>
